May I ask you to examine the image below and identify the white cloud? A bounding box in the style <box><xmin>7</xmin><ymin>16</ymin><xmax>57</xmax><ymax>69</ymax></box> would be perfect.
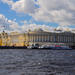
<box><xmin>2</xmin><ymin>0</ymin><xmax>75</xmax><ymax>26</ymax></box>
<box><xmin>0</xmin><ymin>14</ymin><xmax>54</xmax><ymax>32</ymax></box>
<box><xmin>21</xmin><ymin>23</ymin><xmax>54</xmax><ymax>32</ymax></box>
<box><xmin>0</xmin><ymin>14</ymin><xmax>21</xmax><ymax>32</ymax></box>
<box><xmin>0</xmin><ymin>14</ymin><xmax>74</xmax><ymax>32</ymax></box>
<box><xmin>11</xmin><ymin>0</ymin><xmax>25</xmax><ymax>13</ymax></box>
<box><xmin>0</xmin><ymin>14</ymin><xmax>9</xmax><ymax>30</ymax></box>
<box><xmin>31</xmin><ymin>0</ymin><xmax>75</xmax><ymax>26</ymax></box>
<box><xmin>56</xmin><ymin>26</ymin><xmax>72</xmax><ymax>32</ymax></box>
<box><xmin>1</xmin><ymin>0</ymin><xmax>75</xmax><ymax>31</ymax></box>
<box><xmin>1</xmin><ymin>0</ymin><xmax>13</xmax><ymax>5</ymax></box>
<box><xmin>2</xmin><ymin>0</ymin><xmax>37</xmax><ymax>14</ymax></box>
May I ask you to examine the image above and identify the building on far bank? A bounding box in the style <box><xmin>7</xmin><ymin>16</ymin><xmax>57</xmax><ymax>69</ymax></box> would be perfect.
<box><xmin>7</xmin><ymin>32</ymin><xmax>26</xmax><ymax>46</ymax></box>
<box><xmin>0</xmin><ymin>34</ymin><xmax>2</xmax><ymax>46</ymax></box>
<box><xmin>1</xmin><ymin>31</ymin><xmax>8</xmax><ymax>46</ymax></box>
<box><xmin>26</xmin><ymin>30</ymin><xmax>75</xmax><ymax>47</ymax></box>
<box><xmin>0</xmin><ymin>30</ymin><xmax>75</xmax><ymax>48</ymax></box>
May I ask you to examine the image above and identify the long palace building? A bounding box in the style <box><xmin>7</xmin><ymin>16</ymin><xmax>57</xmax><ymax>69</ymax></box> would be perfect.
<box><xmin>0</xmin><ymin>29</ymin><xmax>75</xmax><ymax>48</ymax></box>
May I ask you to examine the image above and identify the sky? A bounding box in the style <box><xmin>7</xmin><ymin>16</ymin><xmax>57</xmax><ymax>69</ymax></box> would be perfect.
<box><xmin>0</xmin><ymin>0</ymin><xmax>75</xmax><ymax>32</ymax></box>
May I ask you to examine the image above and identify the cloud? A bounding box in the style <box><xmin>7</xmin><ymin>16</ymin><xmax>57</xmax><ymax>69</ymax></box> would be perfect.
<box><xmin>1</xmin><ymin>0</ymin><xmax>75</xmax><ymax>31</ymax></box>
<box><xmin>0</xmin><ymin>14</ymin><xmax>9</xmax><ymax>30</ymax></box>
<box><xmin>1</xmin><ymin>0</ymin><xmax>13</xmax><ymax>5</ymax></box>
<box><xmin>21</xmin><ymin>23</ymin><xmax>54</xmax><ymax>32</ymax></box>
<box><xmin>31</xmin><ymin>0</ymin><xmax>75</xmax><ymax>26</ymax></box>
<box><xmin>0</xmin><ymin>14</ymin><xmax>55</xmax><ymax>32</ymax></box>
<box><xmin>0</xmin><ymin>14</ymin><xmax>73</xmax><ymax>32</ymax></box>
<box><xmin>1</xmin><ymin>0</ymin><xmax>37</xmax><ymax>14</ymax></box>
<box><xmin>21</xmin><ymin>22</ymin><xmax>73</xmax><ymax>32</ymax></box>
<box><xmin>0</xmin><ymin>14</ymin><xmax>21</xmax><ymax>32</ymax></box>
<box><xmin>2</xmin><ymin>0</ymin><xmax>75</xmax><ymax>26</ymax></box>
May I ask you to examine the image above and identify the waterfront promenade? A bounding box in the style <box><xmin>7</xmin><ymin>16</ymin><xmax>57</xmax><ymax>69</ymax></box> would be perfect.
<box><xmin>0</xmin><ymin>49</ymin><xmax>75</xmax><ymax>75</ymax></box>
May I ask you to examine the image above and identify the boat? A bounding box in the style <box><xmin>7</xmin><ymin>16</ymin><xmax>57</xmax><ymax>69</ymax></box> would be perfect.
<box><xmin>28</xmin><ymin>44</ymin><xmax>39</xmax><ymax>49</ymax></box>
<box><xmin>39</xmin><ymin>45</ymin><xmax>54</xmax><ymax>49</ymax></box>
<box><xmin>61</xmin><ymin>46</ymin><xmax>72</xmax><ymax>50</ymax></box>
<box><xmin>54</xmin><ymin>45</ymin><xmax>72</xmax><ymax>50</ymax></box>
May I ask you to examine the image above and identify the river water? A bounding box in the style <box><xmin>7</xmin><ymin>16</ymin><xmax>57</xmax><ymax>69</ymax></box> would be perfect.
<box><xmin>0</xmin><ymin>49</ymin><xmax>75</xmax><ymax>75</ymax></box>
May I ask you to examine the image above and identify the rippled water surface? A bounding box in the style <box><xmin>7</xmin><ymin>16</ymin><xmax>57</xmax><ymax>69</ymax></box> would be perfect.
<box><xmin>0</xmin><ymin>49</ymin><xmax>75</xmax><ymax>75</ymax></box>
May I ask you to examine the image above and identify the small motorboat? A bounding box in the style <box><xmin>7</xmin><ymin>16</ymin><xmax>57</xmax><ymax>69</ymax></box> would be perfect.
<box><xmin>28</xmin><ymin>44</ymin><xmax>39</xmax><ymax>49</ymax></box>
<box><xmin>54</xmin><ymin>45</ymin><xmax>72</xmax><ymax>50</ymax></box>
<box><xmin>61</xmin><ymin>46</ymin><xmax>72</xmax><ymax>50</ymax></box>
<box><xmin>39</xmin><ymin>45</ymin><xmax>54</xmax><ymax>49</ymax></box>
